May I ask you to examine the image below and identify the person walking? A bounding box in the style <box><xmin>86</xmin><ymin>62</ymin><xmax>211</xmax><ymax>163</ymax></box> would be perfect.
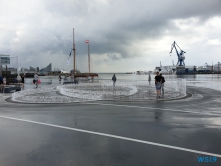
<box><xmin>34</xmin><ymin>73</ymin><xmax>39</xmax><ymax>88</ymax></box>
<box><xmin>112</xmin><ymin>74</ymin><xmax>117</xmax><ymax>87</ymax></box>
<box><xmin>160</xmin><ymin>73</ymin><xmax>165</xmax><ymax>97</ymax></box>
<box><xmin>155</xmin><ymin>72</ymin><xmax>162</xmax><ymax>99</ymax></box>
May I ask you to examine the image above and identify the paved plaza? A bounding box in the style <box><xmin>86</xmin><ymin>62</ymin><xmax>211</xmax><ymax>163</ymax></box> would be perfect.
<box><xmin>0</xmin><ymin>86</ymin><xmax>221</xmax><ymax>165</ymax></box>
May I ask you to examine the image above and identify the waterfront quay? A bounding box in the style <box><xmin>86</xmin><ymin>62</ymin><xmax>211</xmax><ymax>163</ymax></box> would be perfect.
<box><xmin>46</xmin><ymin>73</ymin><xmax>99</xmax><ymax>77</ymax></box>
<box><xmin>0</xmin><ymin>85</ymin><xmax>221</xmax><ymax>166</ymax></box>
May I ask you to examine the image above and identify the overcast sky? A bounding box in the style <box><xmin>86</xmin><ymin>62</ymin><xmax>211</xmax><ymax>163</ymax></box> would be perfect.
<box><xmin>0</xmin><ymin>0</ymin><xmax>221</xmax><ymax>72</ymax></box>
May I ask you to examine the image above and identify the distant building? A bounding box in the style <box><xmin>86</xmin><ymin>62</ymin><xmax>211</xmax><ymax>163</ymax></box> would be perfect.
<box><xmin>40</xmin><ymin>63</ymin><xmax>52</xmax><ymax>74</ymax></box>
<box><xmin>197</xmin><ymin>63</ymin><xmax>212</xmax><ymax>73</ymax></box>
<box><xmin>136</xmin><ymin>70</ymin><xmax>149</xmax><ymax>75</ymax></box>
<box><xmin>7</xmin><ymin>67</ymin><xmax>17</xmax><ymax>72</ymax></box>
<box><xmin>154</xmin><ymin>67</ymin><xmax>161</xmax><ymax>73</ymax></box>
<box><xmin>61</xmin><ymin>69</ymin><xmax>69</xmax><ymax>74</ymax></box>
<box><xmin>213</xmin><ymin>62</ymin><xmax>221</xmax><ymax>72</ymax></box>
<box><xmin>0</xmin><ymin>54</ymin><xmax>10</xmax><ymax>65</ymax></box>
<box><xmin>21</xmin><ymin>68</ymin><xmax>29</xmax><ymax>72</ymax></box>
<box><xmin>70</xmin><ymin>69</ymin><xmax>81</xmax><ymax>74</ymax></box>
<box><xmin>154</xmin><ymin>66</ymin><xmax>176</xmax><ymax>74</ymax></box>
<box><xmin>0</xmin><ymin>54</ymin><xmax>10</xmax><ymax>74</ymax></box>
<box><xmin>161</xmin><ymin>66</ymin><xmax>176</xmax><ymax>73</ymax></box>
<box><xmin>54</xmin><ymin>67</ymin><xmax>60</xmax><ymax>71</ymax></box>
<box><xmin>30</xmin><ymin>66</ymin><xmax>37</xmax><ymax>72</ymax></box>
<box><xmin>185</xmin><ymin>66</ymin><xmax>197</xmax><ymax>73</ymax></box>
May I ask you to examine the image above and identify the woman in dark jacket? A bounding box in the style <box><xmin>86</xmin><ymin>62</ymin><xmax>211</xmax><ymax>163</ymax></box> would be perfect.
<box><xmin>21</xmin><ymin>74</ymin><xmax>25</xmax><ymax>88</ymax></box>
<box><xmin>112</xmin><ymin>74</ymin><xmax>117</xmax><ymax>87</ymax></box>
<box><xmin>155</xmin><ymin>72</ymin><xmax>162</xmax><ymax>99</ymax></box>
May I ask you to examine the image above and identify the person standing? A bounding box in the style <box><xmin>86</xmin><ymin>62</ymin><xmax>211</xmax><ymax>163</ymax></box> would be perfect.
<box><xmin>34</xmin><ymin>73</ymin><xmax>39</xmax><ymax>88</ymax></box>
<box><xmin>17</xmin><ymin>75</ymin><xmax>21</xmax><ymax>84</ymax></box>
<box><xmin>14</xmin><ymin>77</ymin><xmax>18</xmax><ymax>83</ymax></box>
<box><xmin>58</xmin><ymin>75</ymin><xmax>62</xmax><ymax>82</ymax></box>
<box><xmin>64</xmin><ymin>75</ymin><xmax>67</xmax><ymax>80</ymax></box>
<box><xmin>160</xmin><ymin>73</ymin><xmax>165</xmax><ymax>97</ymax></box>
<box><xmin>155</xmin><ymin>72</ymin><xmax>162</xmax><ymax>99</ymax></box>
<box><xmin>0</xmin><ymin>75</ymin><xmax>3</xmax><ymax>92</ymax></box>
<box><xmin>3</xmin><ymin>77</ymin><xmax>6</xmax><ymax>85</ymax></box>
<box><xmin>0</xmin><ymin>75</ymin><xmax>3</xmax><ymax>85</ymax></box>
<box><xmin>112</xmin><ymin>74</ymin><xmax>117</xmax><ymax>87</ymax></box>
<box><xmin>148</xmin><ymin>73</ymin><xmax>151</xmax><ymax>86</ymax></box>
<box><xmin>21</xmin><ymin>74</ymin><xmax>25</xmax><ymax>88</ymax></box>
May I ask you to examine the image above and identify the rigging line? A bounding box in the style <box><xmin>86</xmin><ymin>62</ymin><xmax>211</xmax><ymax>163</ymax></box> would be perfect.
<box><xmin>61</xmin><ymin>52</ymin><xmax>67</xmax><ymax>70</ymax></box>
<box><xmin>75</xmin><ymin>50</ymin><xmax>79</xmax><ymax>71</ymax></box>
<box><xmin>91</xmin><ymin>58</ymin><xmax>93</xmax><ymax>73</ymax></box>
<box><xmin>77</xmin><ymin>58</ymin><xmax>82</xmax><ymax>72</ymax></box>
<box><xmin>76</xmin><ymin>50</ymin><xmax>87</xmax><ymax>72</ymax></box>
<box><xmin>79</xmin><ymin>56</ymin><xmax>86</xmax><ymax>72</ymax></box>
<box><xmin>76</xmin><ymin>50</ymin><xmax>79</xmax><ymax>71</ymax></box>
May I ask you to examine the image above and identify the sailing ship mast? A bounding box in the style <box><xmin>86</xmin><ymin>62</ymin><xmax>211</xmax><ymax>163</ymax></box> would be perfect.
<box><xmin>71</xmin><ymin>28</ymin><xmax>98</xmax><ymax>78</ymax></box>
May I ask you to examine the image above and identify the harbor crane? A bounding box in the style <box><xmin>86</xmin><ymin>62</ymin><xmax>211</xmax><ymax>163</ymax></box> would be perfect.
<box><xmin>170</xmin><ymin>41</ymin><xmax>186</xmax><ymax>66</ymax></box>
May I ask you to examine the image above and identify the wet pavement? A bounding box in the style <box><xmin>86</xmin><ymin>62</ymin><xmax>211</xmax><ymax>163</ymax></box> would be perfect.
<box><xmin>0</xmin><ymin>86</ymin><xmax>221</xmax><ymax>165</ymax></box>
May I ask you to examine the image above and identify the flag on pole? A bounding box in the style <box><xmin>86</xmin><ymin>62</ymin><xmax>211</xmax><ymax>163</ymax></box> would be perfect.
<box><xmin>85</xmin><ymin>40</ymin><xmax>89</xmax><ymax>44</ymax></box>
<box><xmin>67</xmin><ymin>50</ymin><xmax>72</xmax><ymax>65</ymax></box>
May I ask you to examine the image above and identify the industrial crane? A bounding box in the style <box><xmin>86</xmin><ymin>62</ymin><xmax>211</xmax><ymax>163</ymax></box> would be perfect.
<box><xmin>170</xmin><ymin>41</ymin><xmax>186</xmax><ymax>66</ymax></box>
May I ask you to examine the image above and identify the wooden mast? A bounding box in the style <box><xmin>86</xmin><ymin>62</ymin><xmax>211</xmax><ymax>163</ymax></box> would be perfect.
<box><xmin>73</xmin><ymin>28</ymin><xmax>76</xmax><ymax>74</ymax></box>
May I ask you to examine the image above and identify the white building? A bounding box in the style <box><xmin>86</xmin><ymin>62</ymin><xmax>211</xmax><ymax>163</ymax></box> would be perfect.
<box><xmin>213</xmin><ymin>62</ymin><xmax>221</xmax><ymax>72</ymax></box>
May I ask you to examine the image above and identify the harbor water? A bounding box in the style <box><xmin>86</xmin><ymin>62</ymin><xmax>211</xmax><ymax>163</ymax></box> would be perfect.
<box><xmin>22</xmin><ymin>73</ymin><xmax>221</xmax><ymax>92</ymax></box>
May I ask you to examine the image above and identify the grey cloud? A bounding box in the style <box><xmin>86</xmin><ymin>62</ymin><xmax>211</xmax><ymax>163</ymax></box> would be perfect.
<box><xmin>75</xmin><ymin>0</ymin><xmax>221</xmax><ymax>59</ymax></box>
<box><xmin>0</xmin><ymin>0</ymin><xmax>221</xmax><ymax>71</ymax></box>
<box><xmin>107</xmin><ymin>53</ymin><xmax>122</xmax><ymax>60</ymax></box>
